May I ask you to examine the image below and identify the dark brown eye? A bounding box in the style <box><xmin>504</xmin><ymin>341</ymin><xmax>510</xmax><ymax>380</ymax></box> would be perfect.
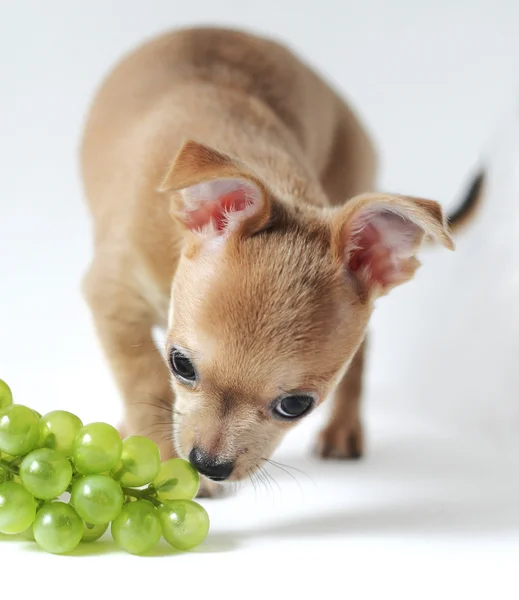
<box><xmin>169</xmin><ymin>348</ymin><xmax>197</xmax><ymax>383</ymax></box>
<box><xmin>272</xmin><ymin>394</ymin><xmax>315</xmax><ymax>420</ymax></box>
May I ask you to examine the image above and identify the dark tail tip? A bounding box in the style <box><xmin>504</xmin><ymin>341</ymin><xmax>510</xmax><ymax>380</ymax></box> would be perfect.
<box><xmin>448</xmin><ymin>170</ymin><xmax>485</xmax><ymax>233</ymax></box>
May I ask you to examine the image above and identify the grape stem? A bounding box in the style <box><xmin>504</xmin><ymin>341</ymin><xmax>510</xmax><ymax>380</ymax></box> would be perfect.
<box><xmin>0</xmin><ymin>459</ymin><xmax>19</xmax><ymax>477</ymax></box>
<box><xmin>121</xmin><ymin>486</ymin><xmax>162</xmax><ymax>507</ymax></box>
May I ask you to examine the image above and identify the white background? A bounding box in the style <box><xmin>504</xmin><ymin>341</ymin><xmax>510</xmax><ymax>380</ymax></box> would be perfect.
<box><xmin>1</xmin><ymin>1</ymin><xmax>519</xmax><ymax>598</ymax></box>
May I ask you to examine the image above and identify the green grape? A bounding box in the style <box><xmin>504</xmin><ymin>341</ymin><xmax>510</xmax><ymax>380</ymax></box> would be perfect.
<box><xmin>0</xmin><ymin>380</ymin><xmax>13</xmax><ymax>409</ymax></box>
<box><xmin>0</xmin><ymin>405</ymin><xmax>40</xmax><ymax>456</ymax></box>
<box><xmin>81</xmin><ymin>521</ymin><xmax>108</xmax><ymax>542</ymax></box>
<box><xmin>112</xmin><ymin>436</ymin><xmax>161</xmax><ymax>487</ymax></box>
<box><xmin>158</xmin><ymin>499</ymin><xmax>210</xmax><ymax>550</ymax></box>
<box><xmin>40</xmin><ymin>410</ymin><xmax>83</xmax><ymax>457</ymax></box>
<box><xmin>153</xmin><ymin>458</ymin><xmax>200</xmax><ymax>501</ymax></box>
<box><xmin>20</xmin><ymin>448</ymin><xmax>72</xmax><ymax>500</ymax></box>
<box><xmin>0</xmin><ymin>482</ymin><xmax>37</xmax><ymax>534</ymax></box>
<box><xmin>72</xmin><ymin>422</ymin><xmax>122</xmax><ymax>474</ymax></box>
<box><xmin>32</xmin><ymin>410</ymin><xmax>42</xmax><ymax>420</ymax></box>
<box><xmin>70</xmin><ymin>475</ymin><xmax>123</xmax><ymax>525</ymax></box>
<box><xmin>33</xmin><ymin>502</ymin><xmax>83</xmax><ymax>554</ymax></box>
<box><xmin>20</xmin><ymin>526</ymin><xmax>35</xmax><ymax>541</ymax></box>
<box><xmin>111</xmin><ymin>500</ymin><xmax>161</xmax><ymax>555</ymax></box>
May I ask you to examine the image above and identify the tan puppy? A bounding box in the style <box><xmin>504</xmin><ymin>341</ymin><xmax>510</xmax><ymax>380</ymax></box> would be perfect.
<box><xmin>80</xmin><ymin>26</ymin><xmax>483</xmax><ymax>496</ymax></box>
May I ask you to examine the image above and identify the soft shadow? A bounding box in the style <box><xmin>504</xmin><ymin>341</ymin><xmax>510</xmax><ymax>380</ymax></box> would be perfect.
<box><xmin>5</xmin><ymin>533</ymin><xmax>238</xmax><ymax>557</ymax></box>
<box><xmin>224</xmin><ymin>500</ymin><xmax>519</xmax><ymax>540</ymax></box>
<box><xmin>20</xmin><ymin>539</ymin><xmax>118</xmax><ymax>557</ymax></box>
<box><xmin>189</xmin><ymin>533</ymin><xmax>240</xmax><ymax>553</ymax></box>
<box><xmin>0</xmin><ymin>532</ymin><xmax>32</xmax><ymax>543</ymax></box>
<box><xmin>65</xmin><ymin>540</ymin><xmax>119</xmax><ymax>557</ymax></box>
<box><xmin>229</xmin><ymin>436</ymin><xmax>519</xmax><ymax>539</ymax></box>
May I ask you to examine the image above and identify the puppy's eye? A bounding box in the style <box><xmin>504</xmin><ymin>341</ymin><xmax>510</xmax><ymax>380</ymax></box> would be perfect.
<box><xmin>272</xmin><ymin>394</ymin><xmax>315</xmax><ymax>420</ymax></box>
<box><xmin>169</xmin><ymin>348</ymin><xmax>197</xmax><ymax>383</ymax></box>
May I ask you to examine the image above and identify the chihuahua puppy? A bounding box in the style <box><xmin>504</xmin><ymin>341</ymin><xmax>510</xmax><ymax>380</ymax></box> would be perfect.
<box><xmin>80</xmin><ymin>27</ymin><xmax>482</xmax><ymax>496</ymax></box>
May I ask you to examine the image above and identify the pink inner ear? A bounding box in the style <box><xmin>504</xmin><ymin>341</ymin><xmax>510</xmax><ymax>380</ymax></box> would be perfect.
<box><xmin>347</xmin><ymin>211</ymin><xmax>422</xmax><ymax>289</ymax></box>
<box><xmin>179</xmin><ymin>178</ymin><xmax>260</xmax><ymax>235</ymax></box>
<box><xmin>348</xmin><ymin>222</ymin><xmax>394</xmax><ymax>288</ymax></box>
<box><xmin>184</xmin><ymin>190</ymin><xmax>248</xmax><ymax>232</ymax></box>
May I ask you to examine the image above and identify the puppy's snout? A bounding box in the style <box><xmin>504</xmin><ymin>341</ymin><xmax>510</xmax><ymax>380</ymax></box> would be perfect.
<box><xmin>188</xmin><ymin>447</ymin><xmax>234</xmax><ymax>481</ymax></box>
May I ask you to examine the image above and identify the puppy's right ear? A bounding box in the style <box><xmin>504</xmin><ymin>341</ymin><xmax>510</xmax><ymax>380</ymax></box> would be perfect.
<box><xmin>330</xmin><ymin>192</ymin><xmax>454</xmax><ymax>300</ymax></box>
<box><xmin>159</xmin><ymin>140</ymin><xmax>272</xmax><ymax>240</ymax></box>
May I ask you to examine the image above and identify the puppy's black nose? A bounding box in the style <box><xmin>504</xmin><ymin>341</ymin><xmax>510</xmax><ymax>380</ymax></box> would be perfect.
<box><xmin>188</xmin><ymin>447</ymin><xmax>234</xmax><ymax>481</ymax></box>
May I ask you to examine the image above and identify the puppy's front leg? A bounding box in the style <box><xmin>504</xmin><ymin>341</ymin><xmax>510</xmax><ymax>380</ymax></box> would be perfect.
<box><xmin>317</xmin><ymin>339</ymin><xmax>366</xmax><ymax>459</ymax></box>
<box><xmin>83</xmin><ymin>267</ymin><xmax>175</xmax><ymax>460</ymax></box>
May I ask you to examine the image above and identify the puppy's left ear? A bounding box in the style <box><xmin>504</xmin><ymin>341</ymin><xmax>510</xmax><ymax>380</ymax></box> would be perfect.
<box><xmin>331</xmin><ymin>193</ymin><xmax>454</xmax><ymax>299</ymax></box>
<box><xmin>159</xmin><ymin>140</ymin><xmax>272</xmax><ymax>239</ymax></box>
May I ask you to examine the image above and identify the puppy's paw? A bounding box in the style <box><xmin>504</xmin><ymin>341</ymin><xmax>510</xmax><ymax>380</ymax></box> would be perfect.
<box><xmin>316</xmin><ymin>420</ymin><xmax>364</xmax><ymax>460</ymax></box>
<box><xmin>196</xmin><ymin>477</ymin><xmax>232</xmax><ymax>499</ymax></box>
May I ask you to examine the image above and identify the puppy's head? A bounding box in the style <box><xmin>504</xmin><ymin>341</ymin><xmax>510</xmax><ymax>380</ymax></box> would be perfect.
<box><xmin>159</xmin><ymin>141</ymin><xmax>453</xmax><ymax>484</ymax></box>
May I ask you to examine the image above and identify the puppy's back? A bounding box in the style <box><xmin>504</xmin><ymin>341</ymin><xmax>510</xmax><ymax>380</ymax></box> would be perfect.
<box><xmin>80</xmin><ymin>27</ymin><xmax>343</xmax><ymax>214</ymax></box>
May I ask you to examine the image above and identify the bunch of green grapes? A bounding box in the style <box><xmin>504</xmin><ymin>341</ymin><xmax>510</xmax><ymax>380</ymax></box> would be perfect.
<box><xmin>0</xmin><ymin>378</ymin><xmax>209</xmax><ymax>555</ymax></box>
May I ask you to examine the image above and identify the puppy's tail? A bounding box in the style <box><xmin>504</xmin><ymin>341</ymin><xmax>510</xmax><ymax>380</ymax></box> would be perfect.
<box><xmin>446</xmin><ymin>169</ymin><xmax>486</xmax><ymax>234</ymax></box>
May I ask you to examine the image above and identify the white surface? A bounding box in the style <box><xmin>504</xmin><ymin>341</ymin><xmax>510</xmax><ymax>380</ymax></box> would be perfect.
<box><xmin>1</xmin><ymin>1</ymin><xmax>519</xmax><ymax>598</ymax></box>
